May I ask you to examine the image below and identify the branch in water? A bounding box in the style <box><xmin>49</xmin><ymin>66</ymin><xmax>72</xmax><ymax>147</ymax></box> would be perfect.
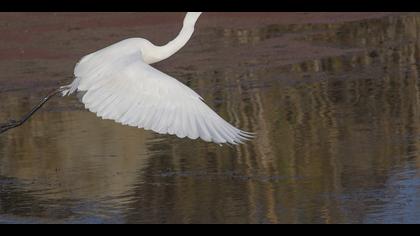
<box><xmin>0</xmin><ymin>87</ymin><xmax>65</xmax><ymax>134</ymax></box>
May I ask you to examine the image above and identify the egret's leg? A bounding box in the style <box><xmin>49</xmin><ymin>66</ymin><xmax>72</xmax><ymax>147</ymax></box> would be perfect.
<box><xmin>0</xmin><ymin>87</ymin><xmax>66</xmax><ymax>134</ymax></box>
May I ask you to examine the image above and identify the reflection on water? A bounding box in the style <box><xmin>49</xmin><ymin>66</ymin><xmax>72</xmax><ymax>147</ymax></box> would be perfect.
<box><xmin>1</xmin><ymin>13</ymin><xmax>420</xmax><ymax>223</ymax></box>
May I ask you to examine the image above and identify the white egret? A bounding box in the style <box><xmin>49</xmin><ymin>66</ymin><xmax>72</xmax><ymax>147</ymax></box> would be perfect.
<box><xmin>1</xmin><ymin>12</ymin><xmax>253</xmax><ymax>145</ymax></box>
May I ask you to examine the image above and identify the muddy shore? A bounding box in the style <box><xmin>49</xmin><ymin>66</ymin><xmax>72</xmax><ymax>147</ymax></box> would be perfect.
<box><xmin>0</xmin><ymin>12</ymin><xmax>400</xmax><ymax>92</ymax></box>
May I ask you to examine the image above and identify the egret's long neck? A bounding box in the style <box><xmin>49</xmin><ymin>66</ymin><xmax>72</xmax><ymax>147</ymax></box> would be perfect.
<box><xmin>153</xmin><ymin>12</ymin><xmax>201</xmax><ymax>63</ymax></box>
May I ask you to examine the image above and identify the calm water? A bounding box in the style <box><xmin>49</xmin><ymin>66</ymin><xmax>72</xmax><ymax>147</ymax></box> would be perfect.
<box><xmin>1</xmin><ymin>13</ymin><xmax>420</xmax><ymax>223</ymax></box>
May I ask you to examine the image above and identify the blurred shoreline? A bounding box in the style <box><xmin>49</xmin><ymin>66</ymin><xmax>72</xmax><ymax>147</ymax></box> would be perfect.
<box><xmin>0</xmin><ymin>12</ymin><xmax>405</xmax><ymax>91</ymax></box>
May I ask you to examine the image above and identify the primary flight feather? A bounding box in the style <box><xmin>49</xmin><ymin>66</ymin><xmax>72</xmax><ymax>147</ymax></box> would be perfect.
<box><xmin>61</xmin><ymin>12</ymin><xmax>254</xmax><ymax>145</ymax></box>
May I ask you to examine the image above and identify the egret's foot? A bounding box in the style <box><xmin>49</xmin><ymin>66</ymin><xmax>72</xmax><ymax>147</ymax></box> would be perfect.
<box><xmin>0</xmin><ymin>125</ymin><xmax>9</xmax><ymax>133</ymax></box>
<box><xmin>0</xmin><ymin>123</ymin><xmax>10</xmax><ymax>128</ymax></box>
<box><xmin>7</xmin><ymin>119</ymin><xmax>17</xmax><ymax>124</ymax></box>
<box><xmin>0</xmin><ymin>120</ymin><xmax>20</xmax><ymax>133</ymax></box>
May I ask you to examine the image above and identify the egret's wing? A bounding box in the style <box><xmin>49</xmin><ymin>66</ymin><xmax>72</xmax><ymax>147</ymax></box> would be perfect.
<box><xmin>68</xmin><ymin>51</ymin><xmax>253</xmax><ymax>144</ymax></box>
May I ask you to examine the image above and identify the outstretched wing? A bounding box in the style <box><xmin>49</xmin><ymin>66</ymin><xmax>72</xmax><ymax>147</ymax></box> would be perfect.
<box><xmin>64</xmin><ymin>50</ymin><xmax>253</xmax><ymax>144</ymax></box>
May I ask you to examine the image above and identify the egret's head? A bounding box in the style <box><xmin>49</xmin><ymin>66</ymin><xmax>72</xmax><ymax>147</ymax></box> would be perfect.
<box><xmin>184</xmin><ymin>12</ymin><xmax>202</xmax><ymax>26</ymax></box>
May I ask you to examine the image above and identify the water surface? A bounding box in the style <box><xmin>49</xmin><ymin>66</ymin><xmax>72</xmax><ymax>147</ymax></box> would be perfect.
<box><xmin>1</xmin><ymin>13</ymin><xmax>420</xmax><ymax>223</ymax></box>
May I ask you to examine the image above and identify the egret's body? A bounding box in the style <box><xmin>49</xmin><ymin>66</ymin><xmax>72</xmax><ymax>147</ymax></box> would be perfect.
<box><xmin>61</xmin><ymin>12</ymin><xmax>253</xmax><ymax>144</ymax></box>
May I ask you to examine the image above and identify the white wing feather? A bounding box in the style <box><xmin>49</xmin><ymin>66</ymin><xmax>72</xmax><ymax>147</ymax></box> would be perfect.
<box><xmin>63</xmin><ymin>47</ymin><xmax>253</xmax><ymax>144</ymax></box>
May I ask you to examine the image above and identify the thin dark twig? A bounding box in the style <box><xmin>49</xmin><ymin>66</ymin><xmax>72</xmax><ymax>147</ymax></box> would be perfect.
<box><xmin>0</xmin><ymin>87</ymin><xmax>65</xmax><ymax>134</ymax></box>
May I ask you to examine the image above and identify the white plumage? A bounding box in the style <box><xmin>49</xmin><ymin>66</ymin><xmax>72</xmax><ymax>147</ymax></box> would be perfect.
<box><xmin>61</xmin><ymin>12</ymin><xmax>253</xmax><ymax>145</ymax></box>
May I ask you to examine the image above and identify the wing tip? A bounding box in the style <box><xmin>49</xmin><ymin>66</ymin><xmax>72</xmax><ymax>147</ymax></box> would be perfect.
<box><xmin>210</xmin><ymin>129</ymin><xmax>256</xmax><ymax>146</ymax></box>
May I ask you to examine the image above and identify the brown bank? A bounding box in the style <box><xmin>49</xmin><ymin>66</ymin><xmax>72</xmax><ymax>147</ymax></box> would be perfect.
<box><xmin>0</xmin><ymin>12</ymin><xmax>397</xmax><ymax>91</ymax></box>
